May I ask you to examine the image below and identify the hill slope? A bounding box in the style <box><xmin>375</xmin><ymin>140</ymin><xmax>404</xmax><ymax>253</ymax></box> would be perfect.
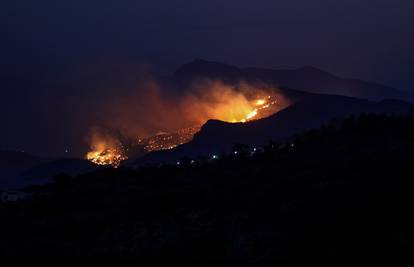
<box><xmin>2</xmin><ymin>115</ymin><xmax>414</xmax><ymax>260</ymax></box>
<box><xmin>135</xmin><ymin>95</ymin><xmax>414</xmax><ymax>165</ymax></box>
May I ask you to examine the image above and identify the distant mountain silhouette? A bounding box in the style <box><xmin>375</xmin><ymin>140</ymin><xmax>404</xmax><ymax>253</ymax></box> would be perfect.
<box><xmin>0</xmin><ymin>151</ymin><xmax>39</xmax><ymax>165</ymax></box>
<box><xmin>174</xmin><ymin>59</ymin><xmax>414</xmax><ymax>101</ymax></box>
<box><xmin>0</xmin><ymin>151</ymin><xmax>99</xmax><ymax>189</ymax></box>
<box><xmin>134</xmin><ymin>95</ymin><xmax>414</xmax><ymax>165</ymax></box>
<box><xmin>0</xmin><ymin>151</ymin><xmax>46</xmax><ymax>189</ymax></box>
<box><xmin>18</xmin><ymin>158</ymin><xmax>99</xmax><ymax>188</ymax></box>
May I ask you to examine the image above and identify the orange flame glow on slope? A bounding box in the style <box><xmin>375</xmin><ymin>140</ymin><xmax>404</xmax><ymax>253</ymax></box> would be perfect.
<box><xmin>139</xmin><ymin>95</ymin><xmax>279</xmax><ymax>152</ymax></box>
<box><xmin>182</xmin><ymin>84</ymin><xmax>280</xmax><ymax>125</ymax></box>
<box><xmin>237</xmin><ymin>96</ymin><xmax>278</xmax><ymax>123</ymax></box>
<box><xmin>85</xmin><ymin>81</ymin><xmax>289</xmax><ymax>167</ymax></box>
<box><xmin>85</xmin><ymin>131</ymin><xmax>128</xmax><ymax>168</ymax></box>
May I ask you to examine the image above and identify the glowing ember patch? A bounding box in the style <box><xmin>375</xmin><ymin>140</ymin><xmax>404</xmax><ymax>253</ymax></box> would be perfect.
<box><xmin>86</xmin><ymin>148</ymin><xmax>127</xmax><ymax>168</ymax></box>
<box><xmin>255</xmin><ymin>99</ymin><xmax>266</xmax><ymax>106</ymax></box>
<box><xmin>142</xmin><ymin>126</ymin><xmax>200</xmax><ymax>152</ymax></box>
<box><xmin>246</xmin><ymin>109</ymin><xmax>258</xmax><ymax>120</ymax></box>
<box><xmin>85</xmin><ymin>134</ymin><xmax>128</xmax><ymax>168</ymax></box>
<box><xmin>235</xmin><ymin>96</ymin><xmax>278</xmax><ymax>123</ymax></box>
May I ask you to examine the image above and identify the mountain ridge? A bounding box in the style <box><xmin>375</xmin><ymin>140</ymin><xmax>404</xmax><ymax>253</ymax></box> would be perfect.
<box><xmin>174</xmin><ymin>59</ymin><xmax>413</xmax><ymax>101</ymax></box>
<box><xmin>133</xmin><ymin>94</ymin><xmax>414</xmax><ymax>166</ymax></box>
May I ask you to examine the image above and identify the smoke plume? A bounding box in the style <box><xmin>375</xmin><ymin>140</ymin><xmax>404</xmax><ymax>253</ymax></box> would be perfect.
<box><xmin>85</xmin><ymin>76</ymin><xmax>292</xmax><ymax>159</ymax></box>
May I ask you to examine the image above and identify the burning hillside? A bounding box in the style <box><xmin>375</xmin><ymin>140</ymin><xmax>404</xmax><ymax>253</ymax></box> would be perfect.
<box><xmin>140</xmin><ymin>126</ymin><xmax>201</xmax><ymax>152</ymax></box>
<box><xmin>135</xmin><ymin>96</ymin><xmax>279</xmax><ymax>153</ymax></box>
<box><xmin>85</xmin><ymin>81</ymin><xmax>290</xmax><ymax>167</ymax></box>
<box><xmin>85</xmin><ymin>130</ymin><xmax>128</xmax><ymax>168</ymax></box>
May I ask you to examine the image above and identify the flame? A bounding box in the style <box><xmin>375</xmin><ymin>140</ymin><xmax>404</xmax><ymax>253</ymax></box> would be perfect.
<box><xmin>85</xmin><ymin>82</ymin><xmax>288</xmax><ymax>167</ymax></box>
<box><xmin>137</xmin><ymin>96</ymin><xmax>278</xmax><ymax>153</ymax></box>
<box><xmin>232</xmin><ymin>96</ymin><xmax>277</xmax><ymax>123</ymax></box>
<box><xmin>85</xmin><ymin>131</ymin><xmax>128</xmax><ymax>168</ymax></box>
<box><xmin>246</xmin><ymin>109</ymin><xmax>258</xmax><ymax>120</ymax></box>
<box><xmin>86</xmin><ymin>149</ymin><xmax>127</xmax><ymax>168</ymax></box>
<box><xmin>142</xmin><ymin>126</ymin><xmax>201</xmax><ymax>152</ymax></box>
<box><xmin>255</xmin><ymin>99</ymin><xmax>266</xmax><ymax>106</ymax></box>
<box><xmin>188</xmin><ymin>93</ymin><xmax>274</xmax><ymax>124</ymax></box>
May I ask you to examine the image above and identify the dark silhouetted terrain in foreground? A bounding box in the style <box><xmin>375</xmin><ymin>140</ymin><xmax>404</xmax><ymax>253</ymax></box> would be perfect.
<box><xmin>1</xmin><ymin>114</ymin><xmax>414</xmax><ymax>262</ymax></box>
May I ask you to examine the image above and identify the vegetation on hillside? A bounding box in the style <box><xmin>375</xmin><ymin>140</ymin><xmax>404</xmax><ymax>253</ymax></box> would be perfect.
<box><xmin>1</xmin><ymin>114</ymin><xmax>414</xmax><ymax>262</ymax></box>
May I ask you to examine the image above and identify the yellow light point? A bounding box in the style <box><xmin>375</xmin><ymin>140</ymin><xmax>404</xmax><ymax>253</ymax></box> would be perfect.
<box><xmin>255</xmin><ymin>99</ymin><xmax>266</xmax><ymax>106</ymax></box>
<box><xmin>246</xmin><ymin>109</ymin><xmax>258</xmax><ymax>120</ymax></box>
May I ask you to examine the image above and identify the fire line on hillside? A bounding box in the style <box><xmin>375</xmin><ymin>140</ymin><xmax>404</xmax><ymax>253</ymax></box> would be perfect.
<box><xmin>86</xmin><ymin>95</ymin><xmax>280</xmax><ymax>168</ymax></box>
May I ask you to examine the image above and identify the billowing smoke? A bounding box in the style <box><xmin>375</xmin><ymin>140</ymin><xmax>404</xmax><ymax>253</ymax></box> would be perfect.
<box><xmin>85</xmin><ymin>76</ymin><xmax>292</xmax><ymax>165</ymax></box>
<box><xmin>85</xmin><ymin>127</ymin><xmax>127</xmax><ymax>168</ymax></box>
<box><xmin>182</xmin><ymin>80</ymin><xmax>291</xmax><ymax>124</ymax></box>
<box><xmin>90</xmin><ymin>79</ymin><xmax>289</xmax><ymax>138</ymax></box>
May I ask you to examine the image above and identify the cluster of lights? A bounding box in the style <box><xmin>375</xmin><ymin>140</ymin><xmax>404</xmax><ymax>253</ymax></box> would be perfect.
<box><xmin>173</xmin><ymin>142</ymin><xmax>296</xmax><ymax>168</ymax></box>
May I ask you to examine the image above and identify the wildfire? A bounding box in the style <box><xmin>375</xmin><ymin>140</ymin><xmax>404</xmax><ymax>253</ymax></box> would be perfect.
<box><xmin>141</xmin><ymin>126</ymin><xmax>201</xmax><ymax>152</ymax></box>
<box><xmin>238</xmin><ymin>96</ymin><xmax>278</xmax><ymax>123</ymax></box>
<box><xmin>85</xmin><ymin>91</ymin><xmax>282</xmax><ymax>167</ymax></box>
<box><xmin>255</xmin><ymin>99</ymin><xmax>266</xmax><ymax>106</ymax></box>
<box><xmin>86</xmin><ymin>149</ymin><xmax>127</xmax><ymax>168</ymax></box>
<box><xmin>85</xmin><ymin>132</ymin><xmax>128</xmax><ymax>168</ymax></box>
<box><xmin>139</xmin><ymin>96</ymin><xmax>279</xmax><ymax>152</ymax></box>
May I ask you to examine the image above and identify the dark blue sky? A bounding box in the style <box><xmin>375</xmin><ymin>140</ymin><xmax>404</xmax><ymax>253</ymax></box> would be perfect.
<box><xmin>1</xmin><ymin>0</ymin><xmax>413</xmax><ymax>87</ymax></box>
<box><xmin>1</xmin><ymin>0</ymin><xmax>414</xmax><ymax>156</ymax></box>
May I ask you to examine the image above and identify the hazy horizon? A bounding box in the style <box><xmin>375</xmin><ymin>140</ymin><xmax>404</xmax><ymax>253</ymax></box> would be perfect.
<box><xmin>1</xmin><ymin>0</ymin><xmax>413</xmax><ymax>157</ymax></box>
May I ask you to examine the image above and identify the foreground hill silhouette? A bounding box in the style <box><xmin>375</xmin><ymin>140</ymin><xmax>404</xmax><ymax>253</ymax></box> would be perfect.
<box><xmin>1</xmin><ymin>114</ymin><xmax>414</xmax><ymax>261</ymax></box>
<box><xmin>174</xmin><ymin>59</ymin><xmax>414</xmax><ymax>101</ymax></box>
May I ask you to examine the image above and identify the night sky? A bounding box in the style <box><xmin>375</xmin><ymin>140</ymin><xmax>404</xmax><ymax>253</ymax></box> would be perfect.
<box><xmin>1</xmin><ymin>0</ymin><xmax>414</xmax><ymax>157</ymax></box>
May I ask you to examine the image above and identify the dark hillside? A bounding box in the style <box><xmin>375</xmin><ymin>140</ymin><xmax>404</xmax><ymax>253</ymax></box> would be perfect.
<box><xmin>1</xmin><ymin>114</ymin><xmax>414</xmax><ymax>261</ymax></box>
